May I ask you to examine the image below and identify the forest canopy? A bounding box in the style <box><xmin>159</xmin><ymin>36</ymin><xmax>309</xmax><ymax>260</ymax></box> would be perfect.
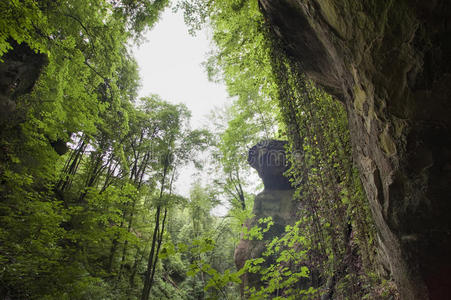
<box><xmin>1</xmin><ymin>0</ymin><xmax>396</xmax><ymax>299</ymax></box>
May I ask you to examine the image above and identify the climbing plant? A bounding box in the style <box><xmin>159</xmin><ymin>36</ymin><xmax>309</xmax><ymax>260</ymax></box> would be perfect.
<box><xmin>177</xmin><ymin>0</ymin><xmax>395</xmax><ymax>298</ymax></box>
<box><xmin>0</xmin><ymin>0</ymin><xmax>401</xmax><ymax>299</ymax></box>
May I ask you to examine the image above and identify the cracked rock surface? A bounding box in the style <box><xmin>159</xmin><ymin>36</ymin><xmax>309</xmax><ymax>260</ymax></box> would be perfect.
<box><xmin>260</xmin><ymin>1</ymin><xmax>451</xmax><ymax>298</ymax></box>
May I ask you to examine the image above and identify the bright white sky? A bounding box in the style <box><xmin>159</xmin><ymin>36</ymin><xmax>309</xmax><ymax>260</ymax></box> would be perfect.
<box><xmin>131</xmin><ymin>8</ymin><xmax>229</xmax><ymax>198</ymax></box>
<box><xmin>132</xmin><ymin>8</ymin><xmax>229</xmax><ymax>129</ymax></box>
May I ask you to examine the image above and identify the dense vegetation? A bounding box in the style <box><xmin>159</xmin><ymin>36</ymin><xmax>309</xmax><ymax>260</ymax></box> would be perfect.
<box><xmin>1</xmin><ymin>0</ymin><xmax>397</xmax><ymax>299</ymax></box>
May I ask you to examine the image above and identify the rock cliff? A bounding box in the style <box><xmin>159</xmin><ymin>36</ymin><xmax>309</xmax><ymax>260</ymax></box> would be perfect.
<box><xmin>259</xmin><ymin>1</ymin><xmax>451</xmax><ymax>299</ymax></box>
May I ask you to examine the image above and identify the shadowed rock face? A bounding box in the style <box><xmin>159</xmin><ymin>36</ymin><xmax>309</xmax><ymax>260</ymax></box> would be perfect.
<box><xmin>0</xmin><ymin>42</ymin><xmax>68</xmax><ymax>155</ymax></box>
<box><xmin>235</xmin><ymin>140</ymin><xmax>296</xmax><ymax>294</ymax></box>
<box><xmin>248</xmin><ymin>140</ymin><xmax>292</xmax><ymax>190</ymax></box>
<box><xmin>0</xmin><ymin>41</ymin><xmax>48</xmax><ymax>124</ymax></box>
<box><xmin>259</xmin><ymin>1</ymin><xmax>451</xmax><ymax>299</ymax></box>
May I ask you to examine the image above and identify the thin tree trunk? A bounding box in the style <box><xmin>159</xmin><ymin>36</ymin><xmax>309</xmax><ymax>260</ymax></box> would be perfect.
<box><xmin>149</xmin><ymin>207</ymin><xmax>167</xmax><ymax>286</ymax></box>
<box><xmin>57</xmin><ymin>139</ymin><xmax>86</xmax><ymax>192</ymax></box>
<box><xmin>129</xmin><ymin>243</ymin><xmax>148</xmax><ymax>294</ymax></box>
<box><xmin>118</xmin><ymin>151</ymin><xmax>150</xmax><ymax>280</ymax></box>
<box><xmin>107</xmin><ymin>219</ymin><xmax>124</xmax><ymax>274</ymax></box>
<box><xmin>141</xmin><ymin>159</ymin><xmax>170</xmax><ymax>300</ymax></box>
<box><xmin>141</xmin><ymin>205</ymin><xmax>161</xmax><ymax>300</ymax></box>
<box><xmin>117</xmin><ymin>198</ymin><xmax>137</xmax><ymax>280</ymax></box>
<box><xmin>100</xmin><ymin>159</ymin><xmax>119</xmax><ymax>193</ymax></box>
<box><xmin>79</xmin><ymin>151</ymin><xmax>105</xmax><ymax>202</ymax></box>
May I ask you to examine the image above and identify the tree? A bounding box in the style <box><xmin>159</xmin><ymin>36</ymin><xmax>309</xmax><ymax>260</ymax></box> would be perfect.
<box><xmin>0</xmin><ymin>1</ymin><xmax>169</xmax><ymax>297</ymax></box>
<box><xmin>176</xmin><ymin>1</ymin><xmax>388</xmax><ymax>298</ymax></box>
<box><xmin>140</xmin><ymin>97</ymin><xmax>210</xmax><ymax>300</ymax></box>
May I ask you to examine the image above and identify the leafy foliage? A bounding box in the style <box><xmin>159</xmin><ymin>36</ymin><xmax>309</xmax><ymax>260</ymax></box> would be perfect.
<box><xmin>177</xmin><ymin>0</ymin><xmax>397</xmax><ymax>299</ymax></box>
<box><xmin>1</xmin><ymin>0</ymin><xmax>399</xmax><ymax>299</ymax></box>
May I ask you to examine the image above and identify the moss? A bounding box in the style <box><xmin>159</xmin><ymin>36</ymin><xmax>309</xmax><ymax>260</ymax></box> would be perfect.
<box><xmin>316</xmin><ymin>1</ymin><xmax>349</xmax><ymax>40</ymax></box>
<box><xmin>353</xmin><ymin>84</ymin><xmax>367</xmax><ymax>115</ymax></box>
<box><xmin>356</xmin><ymin>11</ymin><xmax>370</xmax><ymax>30</ymax></box>
<box><xmin>379</xmin><ymin>129</ymin><xmax>396</xmax><ymax>156</ymax></box>
<box><xmin>392</xmin><ymin>117</ymin><xmax>407</xmax><ymax>139</ymax></box>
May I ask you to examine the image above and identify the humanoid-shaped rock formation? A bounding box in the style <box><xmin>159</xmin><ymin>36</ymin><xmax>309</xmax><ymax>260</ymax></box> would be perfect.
<box><xmin>234</xmin><ymin>140</ymin><xmax>296</xmax><ymax>294</ymax></box>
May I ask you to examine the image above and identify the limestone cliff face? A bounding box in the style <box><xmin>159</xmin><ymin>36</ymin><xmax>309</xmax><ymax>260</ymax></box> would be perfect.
<box><xmin>234</xmin><ymin>140</ymin><xmax>296</xmax><ymax>293</ymax></box>
<box><xmin>259</xmin><ymin>1</ymin><xmax>451</xmax><ymax>299</ymax></box>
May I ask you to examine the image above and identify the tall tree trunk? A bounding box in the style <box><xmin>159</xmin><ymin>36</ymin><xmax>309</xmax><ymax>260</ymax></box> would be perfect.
<box><xmin>149</xmin><ymin>208</ymin><xmax>167</xmax><ymax>286</ymax></box>
<box><xmin>118</xmin><ymin>151</ymin><xmax>149</xmax><ymax>280</ymax></box>
<box><xmin>141</xmin><ymin>205</ymin><xmax>162</xmax><ymax>300</ymax></box>
<box><xmin>141</xmin><ymin>160</ymin><xmax>170</xmax><ymax>300</ymax></box>
<box><xmin>107</xmin><ymin>219</ymin><xmax>124</xmax><ymax>274</ymax></box>
<box><xmin>129</xmin><ymin>243</ymin><xmax>149</xmax><ymax>296</ymax></box>
<box><xmin>117</xmin><ymin>198</ymin><xmax>137</xmax><ymax>280</ymax></box>
<box><xmin>57</xmin><ymin>139</ymin><xmax>86</xmax><ymax>192</ymax></box>
<box><xmin>79</xmin><ymin>151</ymin><xmax>105</xmax><ymax>202</ymax></box>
